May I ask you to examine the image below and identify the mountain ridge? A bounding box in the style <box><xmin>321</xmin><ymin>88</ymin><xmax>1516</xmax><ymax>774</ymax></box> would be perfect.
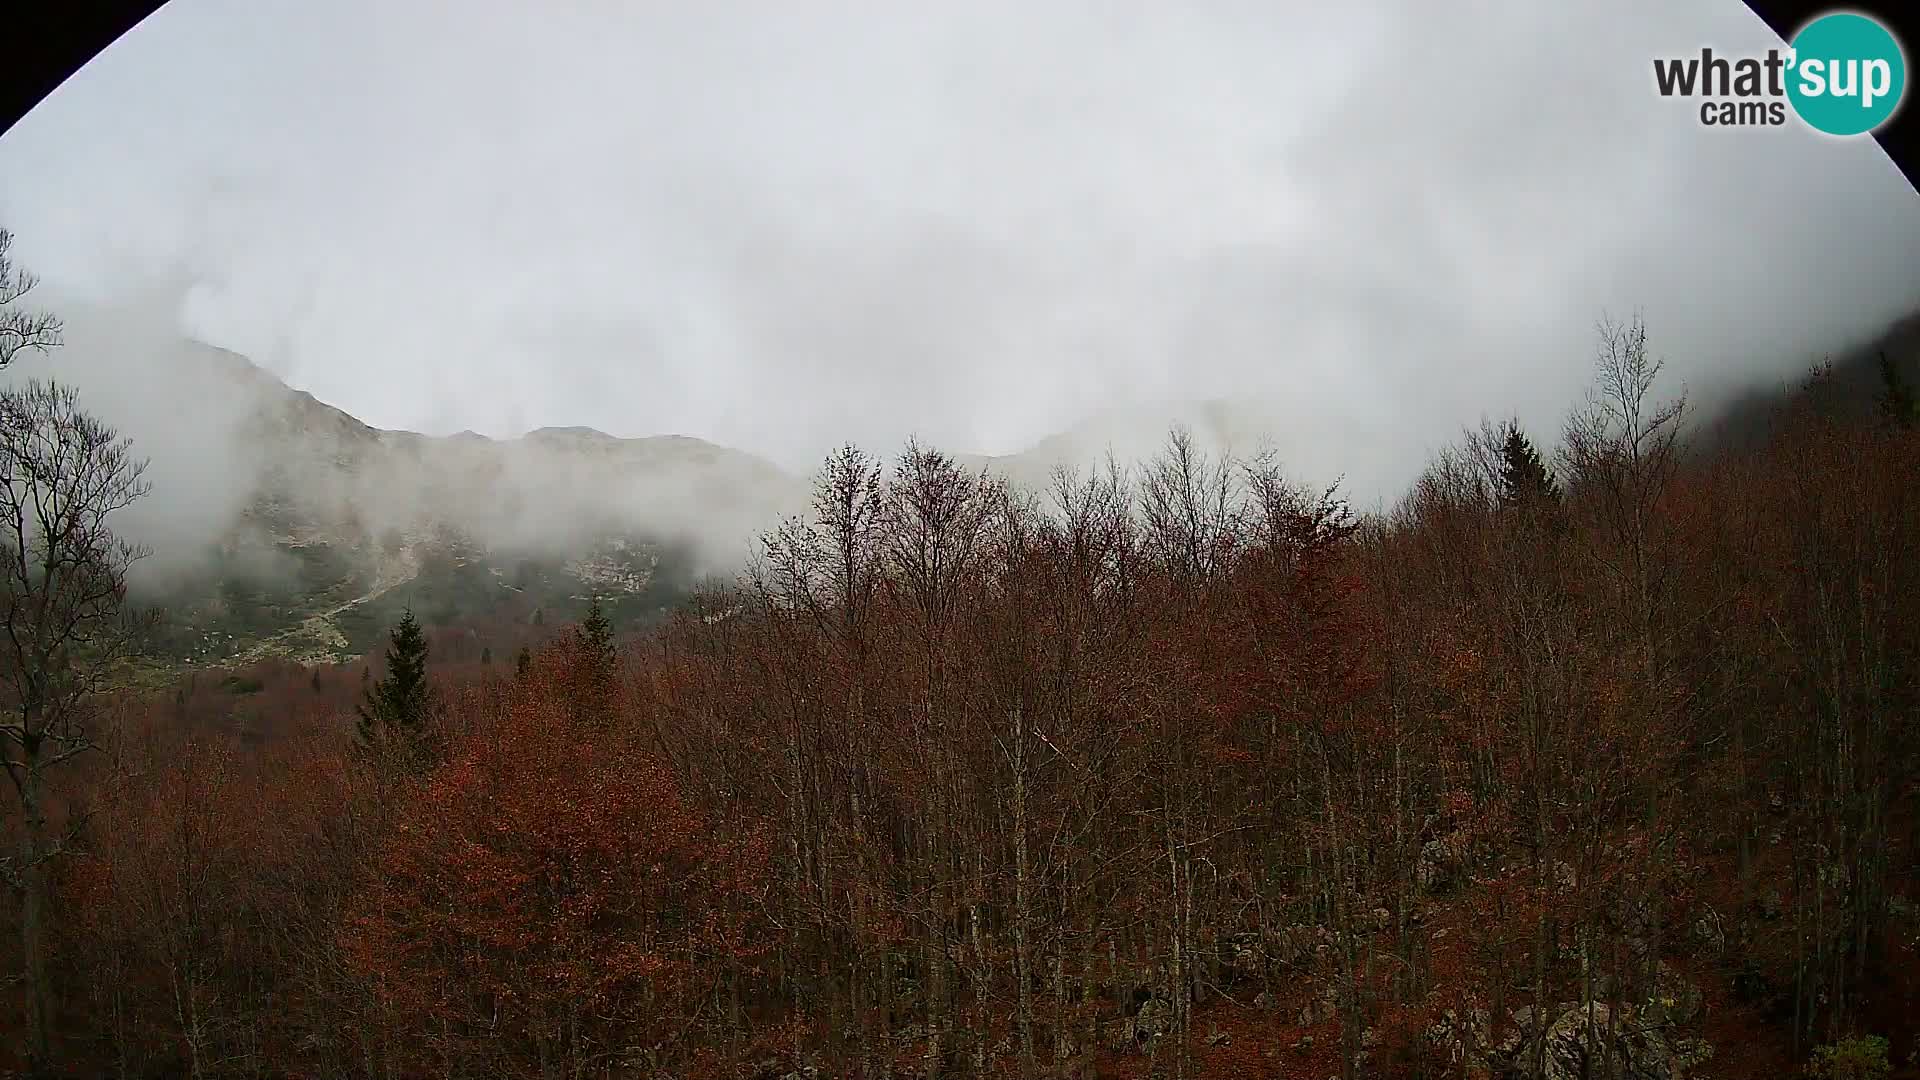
<box><xmin>91</xmin><ymin>301</ymin><xmax>1920</xmax><ymax>672</ymax></box>
<box><xmin>115</xmin><ymin>340</ymin><xmax>805</xmax><ymax>669</ymax></box>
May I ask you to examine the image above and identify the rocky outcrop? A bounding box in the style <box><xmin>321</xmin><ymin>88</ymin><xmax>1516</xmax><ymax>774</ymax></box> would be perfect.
<box><xmin>1269</xmin><ymin>922</ymin><xmax>1338</xmax><ymax>967</ymax></box>
<box><xmin>1688</xmin><ymin>909</ymin><xmax>1727</xmax><ymax>955</ymax></box>
<box><xmin>1297</xmin><ymin>983</ymin><xmax>1341</xmax><ymax>1027</ymax></box>
<box><xmin>1523</xmin><ymin>1003</ymin><xmax>1713</xmax><ymax>1080</ymax></box>
<box><xmin>562</xmin><ymin>536</ymin><xmax>661</xmax><ymax>595</ymax></box>
<box><xmin>1424</xmin><ymin>1005</ymin><xmax>1495</xmax><ymax>1077</ymax></box>
<box><xmin>1103</xmin><ymin>995</ymin><xmax>1174</xmax><ymax>1052</ymax></box>
<box><xmin>1419</xmin><ymin>832</ymin><xmax>1474</xmax><ymax>893</ymax></box>
<box><xmin>1489</xmin><ymin>965</ymin><xmax>1713</xmax><ymax>1080</ymax></box>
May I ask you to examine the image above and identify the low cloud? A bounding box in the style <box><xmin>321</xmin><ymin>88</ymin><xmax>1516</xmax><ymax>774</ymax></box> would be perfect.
<box><xmin>0</xmin><ymin>0</ymin><xmax>1914</xmax><ymax>527</ymax></box>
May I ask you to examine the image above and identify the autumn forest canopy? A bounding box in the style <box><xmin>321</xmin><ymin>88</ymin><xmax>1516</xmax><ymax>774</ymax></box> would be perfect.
<box><xmin>1</xmin><ymin>230</ymin><xmax>1919</xmax><ymax>1080</ymax></box>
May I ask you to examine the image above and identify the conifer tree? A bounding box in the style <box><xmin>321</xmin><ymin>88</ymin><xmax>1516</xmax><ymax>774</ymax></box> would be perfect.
<box><xmin>1878</xmin><ymin>351</ymin><xmax>1917</xmax><ymax>429</ymax></box>
<box><xmin>571</xmin><ymin>596</ymin><xmax>618</xmax><ymax>725</ymax></box>
<box><xmin>356</xmin><ymin>609</ymin><xmax>435</xmax><ymax>768</ymax></box>
<box><xmin>516</xmin><ymin>645</ymin><xmax>533</xmax><ymax>679</ymax></box>
<box><xmin>1497</xmin><ymin>419</ymin><xmax>1560</xmax><ymax>509</ymax></box>
<box><xmin>578</xmin><ymin>596</ymin><xmax>615</xmax><ymax>669</ymax></box>
<box><xmin>356</xmin><ymin>668</ymin><xmax>372</xmax><ymax>744</ymax></box>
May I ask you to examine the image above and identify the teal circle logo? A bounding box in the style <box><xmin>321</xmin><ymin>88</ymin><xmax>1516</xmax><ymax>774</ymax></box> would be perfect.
<box><xmin>1787</xmin><ymin>12</ymin><xmax>1907</xmax><ymax>136</ymax></box>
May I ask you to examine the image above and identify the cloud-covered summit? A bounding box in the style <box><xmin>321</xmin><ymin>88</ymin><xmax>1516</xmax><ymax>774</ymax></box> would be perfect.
<box><xmin>0</xmin><ymin>0</ymin><xmax>1915</xmax><ymax>516</ymax></box>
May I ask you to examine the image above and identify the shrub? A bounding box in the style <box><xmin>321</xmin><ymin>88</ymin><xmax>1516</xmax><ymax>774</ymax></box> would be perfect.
<box><xmin>1804</xmin><ymin>1035</ymin><xmax>1891</xmax><ymax>1080</ymax></box>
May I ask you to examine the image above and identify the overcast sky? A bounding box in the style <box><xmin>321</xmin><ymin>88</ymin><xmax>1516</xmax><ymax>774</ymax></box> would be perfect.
<box><xmin>1</xmin><ymin>0</ymin><xmax>1918</xmax><ymax>506</ymax></box>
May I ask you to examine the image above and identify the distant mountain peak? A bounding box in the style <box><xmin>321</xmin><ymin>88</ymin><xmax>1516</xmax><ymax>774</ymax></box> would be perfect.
<box><xmin>523</xmin><ymin>425</ymin><xmax>619</xmax><ymax>443</ymax></box>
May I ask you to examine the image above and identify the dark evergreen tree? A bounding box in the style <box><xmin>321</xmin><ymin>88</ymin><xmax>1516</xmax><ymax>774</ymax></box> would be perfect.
<box><xmin>1878</xmin><ymin>351</ymin><xmax>1917</xmax><ymax>429</ymax></box>
<box><xmin>480</xmin><ymin>645</ymin><xmax>492</xmax><ymax>666</ymax></box>
<box><xmin>355</xmin><ymin>667</ymin><xmax>372</xmax><ymax>744</ymax></box>
<box><xmin>578</xmin><ymin>596</ymin><xmax>615</xmax><ymax>669</ymax></box>
<box><xmin>571</xmin><ymin>596</ymin><xmax>618</xmax><ymax>725</ymax></box>
<box><xmin>516</xmin><ymin>645</ymin><xmax>533</xmax><ymax>679</ymax></box>
<box><xmin>356</xmin><ymin>609</ymin><xmax>436</xmax><ymax>768</ymax></box>
<box><xmin>1497</xmin><ymin>419</ymin><xmax>1560</xmax><ymax>509</ymax></box>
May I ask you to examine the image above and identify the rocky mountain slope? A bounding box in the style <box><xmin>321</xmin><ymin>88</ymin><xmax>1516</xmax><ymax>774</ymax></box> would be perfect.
<box><xmin>124</xmin><ymin>342</ymin><xmax>806</xmax><ymax>667</ymax></box>
<box><xmin>110</xmin><ymin>345</ymin><xmax>1329</xmax><ymax>670</ymax></box>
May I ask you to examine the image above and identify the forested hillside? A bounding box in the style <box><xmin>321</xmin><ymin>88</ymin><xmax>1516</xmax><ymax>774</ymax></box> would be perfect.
<box><xmin>8</xmin><ymin>316</ymin><xmax>1916</xmax><ymax>1080</ymax></box>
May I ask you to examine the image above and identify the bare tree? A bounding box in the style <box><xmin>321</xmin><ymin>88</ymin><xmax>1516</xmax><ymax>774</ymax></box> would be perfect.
<box><xmin>1139</xmin><ymin>426</ymin><xmax>1242</xmax><ymax>586</ymax></box>
<box><xmin>0</xmin><ymin>230</ymin><xmax>62</xmax><ymax>370</ymax></box>
<box><xmin>1563</xmin><ymin>313</ymin><xmax>1686</xmax><ymax>681</ymax></box>
<box><xmin>0</xmin><ymin>380</ymin><xmax>151</xmax><ymax>1076</ymax></box>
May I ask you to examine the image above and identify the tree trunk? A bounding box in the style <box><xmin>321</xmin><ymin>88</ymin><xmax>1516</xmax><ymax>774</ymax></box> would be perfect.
<box><xmin>1012</xmin><ymin>712</ymin><xmax>1036</xmax><ymax>1073</ymax></box>
<box><xmin>924</xmin><ymin>828</ymin><xmax>945</xmax><ymax>1080</ymax></box>
<box><xmin>969</xmin><ymin>893</ymin><xmax>987</xmax><ymax>1077</ymax></box>
<box><xmin>18</xmin><ymin>758</ymin><xmax>52</xmax><ymax>1079</ymax></box>
<box><xmin>1165</xmin><ymin>812</ymin><xmax>1189</xmax><ymax>1080</ymax></box>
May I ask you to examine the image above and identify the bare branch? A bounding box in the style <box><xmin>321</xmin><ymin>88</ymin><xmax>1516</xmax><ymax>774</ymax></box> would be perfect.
<box><xmin>0</xmin><ymin>230</ymin><xmax>63</xmax><ymax>369</ymax></box>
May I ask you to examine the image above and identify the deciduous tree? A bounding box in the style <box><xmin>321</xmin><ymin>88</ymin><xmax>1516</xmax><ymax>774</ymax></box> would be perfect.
<box><xmin>0</xmin><ymin>380</ymin><xmax>150</xmax><ymax>1076</ymax></box>
<box><xmin>0</xmin><ymin>230</ymin><xmax>61</xmax><ymax>370</ymax></box>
